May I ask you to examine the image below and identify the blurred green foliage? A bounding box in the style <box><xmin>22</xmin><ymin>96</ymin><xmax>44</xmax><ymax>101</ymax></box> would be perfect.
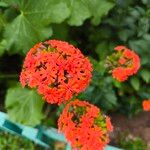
<box><xmin>0</xmin><ymin>0</ymin><xmax>150</xmax><ymax>127</ymax></box>
<box><xmin>0</xmin><ymin>132</ymin><xmax>35</xmax><ymax>150</ymax></box>
<box><xmin>118</xmin><ymin>134</ymin><xmax>148</xmax><ymax>150</ymax></box>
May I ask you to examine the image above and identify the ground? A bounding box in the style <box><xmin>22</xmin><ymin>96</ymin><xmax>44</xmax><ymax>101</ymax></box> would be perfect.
<box><xmin>110</xmin><ymin>112</ymin><xmax>150</xmax><ymax>148</ymax></box>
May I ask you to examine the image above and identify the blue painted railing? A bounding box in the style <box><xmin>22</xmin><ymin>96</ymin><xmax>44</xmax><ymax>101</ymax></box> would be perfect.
<box><xmin>0</xmin><ymin>111</ymin><xmax>122</xmax><ymax>150</ymax></box>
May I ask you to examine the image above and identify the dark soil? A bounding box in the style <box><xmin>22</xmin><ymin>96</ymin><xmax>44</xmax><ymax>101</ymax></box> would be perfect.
<box><xmin>110</xmin><ymin>112</ymin><xmax>150</xmax><ymax>147</ymax></box>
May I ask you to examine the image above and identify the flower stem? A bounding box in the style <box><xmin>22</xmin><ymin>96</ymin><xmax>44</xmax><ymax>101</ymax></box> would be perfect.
<box><xmin>0</xmin><ymin>74</ymin><xmax>18</xmax><ymax>79</ymax></box>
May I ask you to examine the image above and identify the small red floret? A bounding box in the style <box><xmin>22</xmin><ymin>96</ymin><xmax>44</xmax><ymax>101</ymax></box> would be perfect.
<box><xmin>142</xmin><ymin>100</ymin><xmax>150</xmax><ymax>111</ymax></box>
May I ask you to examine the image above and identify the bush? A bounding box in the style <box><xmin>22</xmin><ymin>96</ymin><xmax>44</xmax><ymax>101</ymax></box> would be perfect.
<box><xmin>0</xmin><ymin>132</ymin><xmax>35</xmax><ymax>150</ymax></box>
<box><xmin>0</xmin><ymin>0</ymin><xmax>149</xmax><ymax>137</ymax></box>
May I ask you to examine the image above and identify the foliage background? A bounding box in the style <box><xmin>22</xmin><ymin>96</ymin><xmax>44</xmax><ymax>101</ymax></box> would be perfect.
<box><xmin>0</xmin><ymin>0</ymin><xmax>150</xmax><ymax>128</ymax></box>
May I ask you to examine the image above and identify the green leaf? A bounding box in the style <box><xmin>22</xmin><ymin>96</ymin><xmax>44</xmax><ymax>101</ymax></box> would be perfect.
<box><xmin>85</xmin><ymin>0</ymin><xmax>115</xmax><ymax>25</ymax></box>
<box><xmin>5</xmin><ymin>85</ymin><xmax>45</xmax><ymax>126</ymax></box>
<box><xmin>0</xmin><ymin>13</ymin><xmax>5</xmax><ymax>31</ymax></box>
<box><xmin>129</xmin><ymin>34</ymin><xmax>150</xmax><ymax>65</ymax></box>
<box><xmin>0</xmin><ymin>39</ymin><xmax>7</xmax><ymax>56</ymax></box>
<box><xmin>0</xmin><ymin>1</ymin><xmax>8</xmax><ymax>7</ymax></box>
<box><xmin>142</xmin><ymin>0</ymin><xmax>150</xmax><ymax>5</ymax></box>
<box><xmin>4</xmin><ymin>14</ymin><xmax>52</xmax><ymax>54</ymax></box>
<box><xmin>67</xmin><ymin>0</ymin><xmax>91</xmax><ymax>26</ymax></box>
<box><xmin>4</xmin><ymin>0</ymin><xmax>70</xmax><ymax>53</ymax></box>
<box><xmin>4</xmin><ymin>0</ymin><xmax>70</xmax><ymax>24</ymax></box>
<box><xmin>129</xmin><ymin>8</ymin><xmax>141</xmax><ymax>19</ymax></box>
<box><xmin>95</xmin><ymin>42</ymin><xmax>109</xmax><ymax>60</ymax></box>
<box><xmin>67</xmin><ymin>0</ymin><xmax>115</xmax><ymax>26</ymax></box>
<box><xmin>140</xmin><ymin>69</ymin><xmax>150</xmax><ymax>83</ymax></box>
<box><xmin>137</xmin><ymin>18</ymin><xmax>149</xmax><ymax>37</ymax></box>
<box><xmin>118</xmin><ymin>29</ymin><xmax>134</xmax><ymax>42</ymax></box>
<box><xmin>113</xmin><ymin>79</ymin><xmax>122</xmax><ymax>88</ymax></box>
<box><xmin>105</xmin><ymin>91</ymin><xmax>117</xmax><ymax>106</ymax></box>
<box><xmin>130</xmin><ymin>77</ymin><xmax>140</xmax><ymax>91</ymax></box>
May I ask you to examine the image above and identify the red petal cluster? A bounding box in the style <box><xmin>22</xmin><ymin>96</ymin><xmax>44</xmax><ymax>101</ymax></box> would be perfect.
<box><xmin>112</xmin><ymin>46</ymin><xmax>140</xmax><ymax>82</ymax></box>
<box><xmin>20</xmin><ymin>40</ymin><xmax>92</xmax><ymax>104</ymax></box>
<box><xmin>142</xmin><ymin>100</ymin><xmax>150</xmax><ymax>111</ymax></box>
<box><xmin>58</xmin><ymin>99</ymin><xmax>113</xmax><ymax>150</ymax></box>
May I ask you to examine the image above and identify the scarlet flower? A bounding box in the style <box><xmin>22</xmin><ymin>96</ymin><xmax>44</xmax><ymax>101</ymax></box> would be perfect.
<box><xmin>58</xmin><ymin>99</ymin><xmax>113</xmax><ymax>150</ymax></box>
<box><xmin>114</xmin><ymin>45</ymin><xmax>127</xmax><ymax>51</ymax></box>
<box><xmin>142</xmin><ymin>100</ymin><xmax>150</xmax><ymax>111</ymax></box>
<box><xmin>107</xmin><ymin>45</ymin><xmax>140</xmax><ymax>82</ymax></box>
<box><xmin>20</xmin><ymin>40</ymin><xmax>92</xmax><ymax>104</ymax></box>
<box><xmin>112</xmin><ymin>67</ymin><xmax>128</xmax><ymax>82</ymax></box>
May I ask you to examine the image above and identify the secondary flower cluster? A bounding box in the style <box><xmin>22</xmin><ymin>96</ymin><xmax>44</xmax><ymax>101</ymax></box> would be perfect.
<box><xmin>58</xmin><ymin>99</ymin><xmax>113</xmax><ymax>150</ymax></box>
<box><xmin>20</xmin><ymin>40</ymin><xmax>92</xmax><ymax>104</ymax></box>
<box><xmin>142</xmin><ymin>100</ymin><xmax>150</xmax><ymax>111</ymax></box>
<box><xmin>106</xmin><ymin>46</ymin><xmax>140</xmax><ymax>82</ymax></box>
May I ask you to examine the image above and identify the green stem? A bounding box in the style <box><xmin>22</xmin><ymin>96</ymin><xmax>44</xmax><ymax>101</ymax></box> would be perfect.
<box><xmin>0</xmin><ymin>74</ymin><xmax>18</xmax><ymax>79</ymax></box>
<box><xmin>45</xmin><ymin>104</ymin><xmax>51</xmax><ymax>117</ymax></box>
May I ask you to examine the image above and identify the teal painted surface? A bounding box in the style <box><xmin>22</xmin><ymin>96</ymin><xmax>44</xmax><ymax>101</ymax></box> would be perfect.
<box><xmin>0</xmin><ymin>111</ymin><xmax>122</xmax><ymax>150</ymax></box>
<box><xmin>44</xmin><ymin>128</ymin><xmax>67</xmax><ymax>142</ymax></box>
<box><xmin>0</xmin><ymin>112</ymin><xmax>7</xmax><ymax>125</ymax></box>
<box><xmin>105</xmin><ymin>145</ymin><xmax>123</xmax><ymax>150</ymax></box>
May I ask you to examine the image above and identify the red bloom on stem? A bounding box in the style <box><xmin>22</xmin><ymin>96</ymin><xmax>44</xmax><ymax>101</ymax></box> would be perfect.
<box><xmin>142</xmin><ymin>100</ymin><xmax>150</xmax><ymax>111</ymax></box>
<box><xmin>112</xmin><ymin>67</ymin><xmax>128</xmax><ymax>82</ymax></box>
<box><xmin>107</xmin><ymin>45</ymin><xmax>140</xmax><ymax>82</ymax></box>
<box><xmin>58</xmin><ymin>99</ymin><xmax>113</xmax><ymax>150</ymax></box>
<box><xmin>20</xmin><ymin>40</ymin><xmax>92</xmax><ymax>104</ymax></box>
<box><xmin>114</xmin><ymin>45</ymin><xmax>127</xmax><ymax>51</ymax></box>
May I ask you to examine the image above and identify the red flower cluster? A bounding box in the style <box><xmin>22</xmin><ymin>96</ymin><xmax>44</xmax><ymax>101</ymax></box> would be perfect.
<box><xmin>142</xmin><ymin>100</ymin><xmax>150</xmax><ymax>111</ymax></box>
<box><xmin>58</xmin><ymin>99</ymin><xmax>113</xmax><ymax>150</ymax></box>
<box><xmin>20</xmin><ymin>40</ymin><xmax>92</xmax><ymax>104</ymax></box>
<box><xmin>112</xmin><ymin>46</ymin><xmax>140</xmax><ymax>82</ymax></box>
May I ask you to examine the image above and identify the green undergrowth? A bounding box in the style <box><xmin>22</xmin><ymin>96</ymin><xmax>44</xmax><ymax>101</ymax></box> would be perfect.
<box><xmin>118</xmin><ymin>133</ymin><xmax>148</xmax><ymax>150</ymax></box>
<box><xmin>0</xmin><ymin>131</ymin><xmax>35</xmax><ymax>150</ymax></box>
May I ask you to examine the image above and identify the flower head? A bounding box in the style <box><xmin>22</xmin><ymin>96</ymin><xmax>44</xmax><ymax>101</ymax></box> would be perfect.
<box><xmin>142</xmin><ymin>100</ymin><xmax>150</xmax><ymax>111</ymax></box>
<box><xmin>20</xmin><ymin>40</ymin><xmax>92</xmax><ymax>104</ymax></box>
<box><xmin>58</xmin><ymin>99</ymin><xmax>113</xmax><ymax>150</ymax></box>
<box><xmin>106</xmin><ymin>45</ymin><xmax>140</xmax><ymax>82</ymax></box>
